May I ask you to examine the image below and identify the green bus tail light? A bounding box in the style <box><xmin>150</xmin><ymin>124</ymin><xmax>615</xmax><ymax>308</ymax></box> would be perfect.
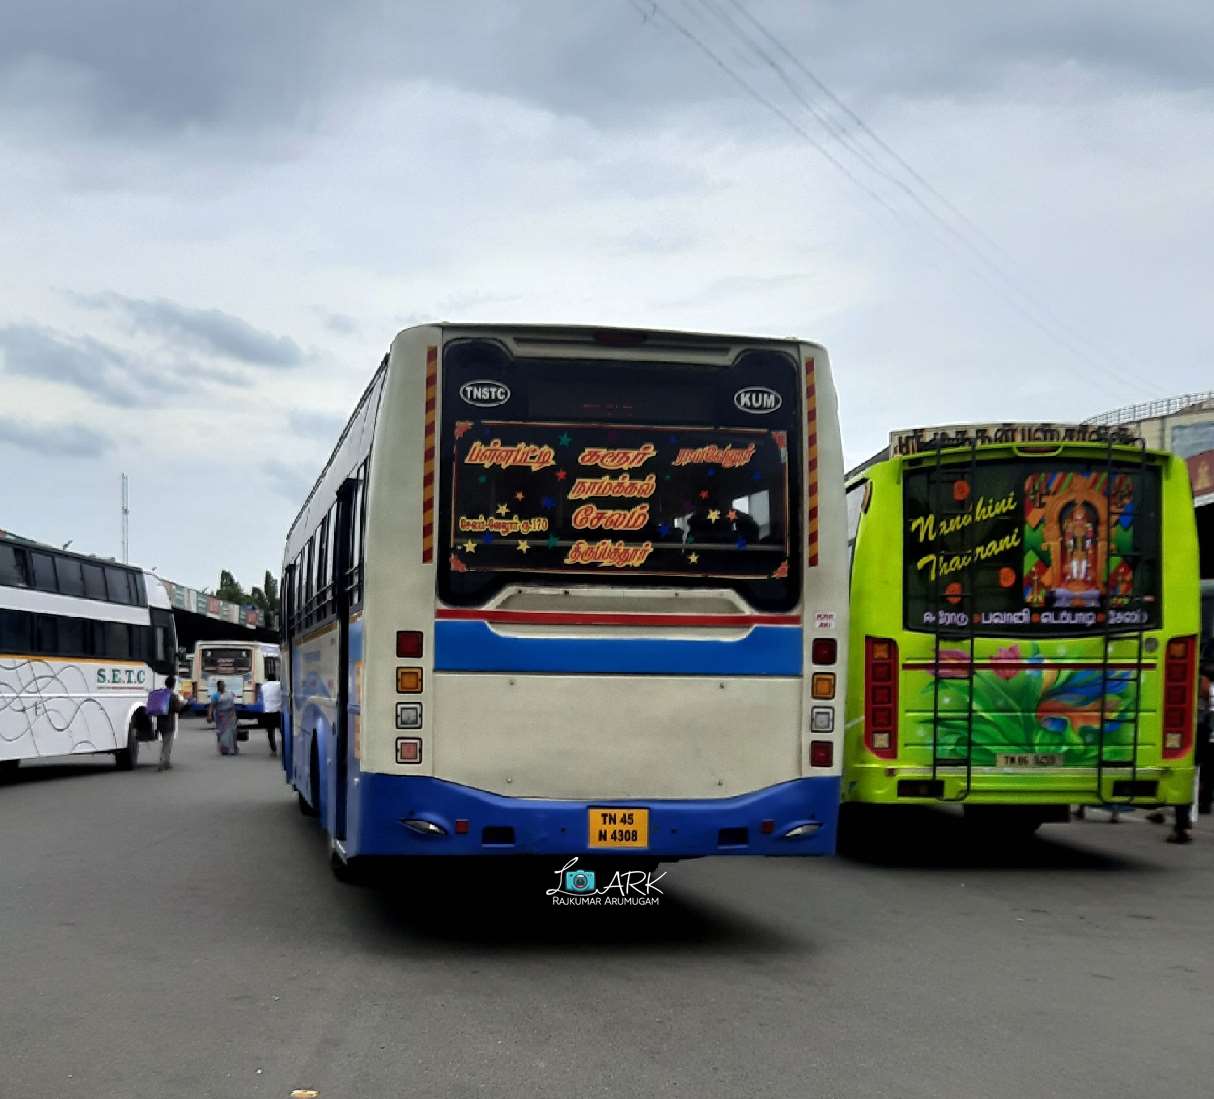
<box><xmin>1162</xmin><ymin>635</ymin><xmax>1196</xmax><ymax>760</ymax></box>
<box><xmin>865</xmin><ymin>636</ymin><xmax>899</xmax><ymax>760</ymax></box>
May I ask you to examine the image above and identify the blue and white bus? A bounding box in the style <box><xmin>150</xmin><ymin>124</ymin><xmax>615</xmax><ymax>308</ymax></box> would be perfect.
<box><xmin>281</xmin><ymin>324</ymin><xmax>848</xmax><ymax>878</ymax></box>
<box><xmin>1</xmin><ymin>536</ymin><xmax>176</xmax><ymax>773</ymax></box>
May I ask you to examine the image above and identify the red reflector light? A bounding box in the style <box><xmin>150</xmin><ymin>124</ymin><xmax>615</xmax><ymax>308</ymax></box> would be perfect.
<box><xmin>810</xmin><ymin>740</ymin><xmax>834</xmax><ymax>768</ymax></box>
<box><xmin>455</xmin><ymin>819</ymin><xmax>470</xmax><ymax>835</ymax></box>
<box><xmin>865</xmin><ymin>636</ymin><xmax>899</xmax><ymax>760</ymax></box>
<box><xmin>811</xmin><ymin>637</ymin><xmax>837</xmax><ymax>665</ymax></box>
<box><xmin>1162</xmin><ymin>636</ymin><xmax>1196</xmax><ymax>760</ymax></box>
<box><xmin>760</xmin><ymin>819</ymin><xmax>775</xmax><ymax>835</ymax></box>
<box><xmin>396</xmin><ymin>630</ymin><xmax>423</xmax><ymax>658</ymax></box>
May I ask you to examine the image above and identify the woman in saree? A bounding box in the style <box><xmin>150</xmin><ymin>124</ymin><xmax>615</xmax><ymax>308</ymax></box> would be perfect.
<box><xmin>208</xmin><ymin>679</ymin><xmax>239</xmax><ymax>755</ymax></box>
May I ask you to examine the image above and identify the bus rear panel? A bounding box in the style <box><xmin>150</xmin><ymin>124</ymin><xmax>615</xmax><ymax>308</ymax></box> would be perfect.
<box><xmin>845</xmin><ymin>433</ymin><xmax>1200</xmax><ymax>812</ymax></box>
<box><xmin>283</xmin><ymin>324</ymin><xmax>848</xmax><ymax>864</ymax></box>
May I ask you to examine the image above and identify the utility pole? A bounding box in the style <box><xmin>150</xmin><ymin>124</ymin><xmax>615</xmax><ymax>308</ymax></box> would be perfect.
<box><xmin>121</xmin><ymin>473</ymin><xmax>129</xmax><ymax>563</ymax></box>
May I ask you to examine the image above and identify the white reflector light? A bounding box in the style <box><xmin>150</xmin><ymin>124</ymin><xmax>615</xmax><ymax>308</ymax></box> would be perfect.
<box><xmin>401</xmin><ymin>819</ymin><xmax>446</xmax><ymax>836</ymax></box>
<box><xmin>811</xmin><ymin>706</ymin><xmax>834</xmax><ymax>732</ymax></box>
<box><xmin>396</xmin><ymin>702</ymin><xmax>422</xmax><ymax>729</ymax></box>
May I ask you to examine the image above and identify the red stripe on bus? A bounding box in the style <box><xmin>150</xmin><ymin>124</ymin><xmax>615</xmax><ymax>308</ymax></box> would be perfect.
<box><xmin>434</xmin><ymin>609</ymin><xmax>802</xmax><ymax>628</ymax></box>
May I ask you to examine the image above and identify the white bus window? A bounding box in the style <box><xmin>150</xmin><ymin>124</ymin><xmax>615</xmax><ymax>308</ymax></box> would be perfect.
<box><xmin>82</xmin><ymin>563</ymin><xmax>106</xmax><ymax>601</ymax></box>
<box><xmin>31</xmin><ymin>552</ymin><xmax>57</xmax><ymax>592</ymax></box>
<box><xmin>0</xmin><ymin>545</ymin><xmax>30</xmax><ymax>588</ymax></box>
<box><xmin>105</xmin><ymin>567</ymin><xmax>135</xmax><ymax>605</ymax></box>
<box><xmin>57</xmin><ymin>557</ymin><xmax>85</xmax><ymax>597</ymax></box>
<box><xmin>1</xmin><ymin>608</ymin><xmax>31</xmax><ymax>650</ymax></box>
<box><xmin>58</xmin><ymin>616</ymin><xmax>85</xmax><ymax>655</ymax></box>
<box><xmin>33</xmin><ymin>615</ymin><xmax>58</xmax><ymax>654</ymax></box>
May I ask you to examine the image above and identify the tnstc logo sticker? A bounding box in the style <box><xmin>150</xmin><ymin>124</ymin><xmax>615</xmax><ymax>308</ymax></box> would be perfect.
<box><xmin>733</xmin><ymin>386</ymin><xmax>782</xmax><ymax>414</ymax></box>
<box><xmin>459</xmin><ymin>380</ymin><xmax>510</xmax><ymax>407</ymax></box>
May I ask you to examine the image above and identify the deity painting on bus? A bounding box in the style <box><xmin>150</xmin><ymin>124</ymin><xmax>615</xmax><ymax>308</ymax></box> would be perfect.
<box><xmin>1022</xmin><ymin>471</ymin><xmax>1121</xmax><ymax>609</ymax></box>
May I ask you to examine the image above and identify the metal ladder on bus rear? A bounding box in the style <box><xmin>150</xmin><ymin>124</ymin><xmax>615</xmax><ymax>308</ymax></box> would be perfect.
<box><xmin>929</xmin><ymin>437</ymin><xmax>979</xmax><ymax>802</ymax></box>
<box><xmin>1095</xmin><ymin>435</ymin><xmax>1151</xmax><ymax>806</ymax></box>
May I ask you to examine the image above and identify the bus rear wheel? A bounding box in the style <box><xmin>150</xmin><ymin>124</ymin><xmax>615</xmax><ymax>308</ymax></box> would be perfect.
<box><xmin>115</xmin><ymin>723</ymin><xmax>140</xmax><ymax>771</ymax></box>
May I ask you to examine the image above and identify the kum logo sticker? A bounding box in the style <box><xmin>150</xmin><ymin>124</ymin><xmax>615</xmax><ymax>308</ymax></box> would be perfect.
<box><xmin>733</xmin><ymin>386</ymin><xmax>782</xmax><ymax>414</ymax></box>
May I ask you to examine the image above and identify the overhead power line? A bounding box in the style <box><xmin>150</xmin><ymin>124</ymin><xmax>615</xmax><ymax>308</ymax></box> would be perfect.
<box><xmin>628</xmin><ymin>0</ymin><xmax>1156</xmax><ymax>400</ymax></box>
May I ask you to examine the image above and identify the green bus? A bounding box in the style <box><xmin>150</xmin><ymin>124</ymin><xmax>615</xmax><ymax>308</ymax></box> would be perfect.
<box><xmin>843</xmin><ymin>422</ymin><xmax>1201</xmax><ymax>833</ymax></box>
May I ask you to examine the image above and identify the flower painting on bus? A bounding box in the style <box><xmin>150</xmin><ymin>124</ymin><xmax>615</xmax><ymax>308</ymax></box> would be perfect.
<box><xmin>446</xmin><ymin>421</ymin><xmax>791</xmax><ymax>580</ymax></box>
<box><xmin>910</xmin><ymin>642</ymin><xmax>1140</xmax><ymax>768</ymax></box>
<box><xmin>902</xmin><ymin>459</ymin><xmax>1161</xmax><ymax>635</ymax></box>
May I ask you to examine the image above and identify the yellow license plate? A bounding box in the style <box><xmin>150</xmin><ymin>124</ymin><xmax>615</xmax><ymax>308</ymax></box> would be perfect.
<box><xmin>588</xmin><ymin>808</ymin><xmax>649</xmax><ymax>849</ymax></box>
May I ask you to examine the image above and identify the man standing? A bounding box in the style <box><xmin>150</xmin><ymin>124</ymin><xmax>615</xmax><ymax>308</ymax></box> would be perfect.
<box><xmin>157</xmin><ymin>675</ymin><xmax>187</xmax><ymax>772</ymax></box>
<box><xmin>260</xmin><ymin>679</ymin><xmax>282</xmax><ymax>755</ymax></box>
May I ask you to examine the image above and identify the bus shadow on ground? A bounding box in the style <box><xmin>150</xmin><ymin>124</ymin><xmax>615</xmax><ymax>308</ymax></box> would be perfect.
<box><xmin>837</xmin><ymin>806</ymin><xmax>1160</xmax><ymax>873</ymax></box>
<box><xmin>353</xmin><ymin>859</ymin><xmax>802</xmax><ymax>954</ymax></box>
<box><xmin>0</xmin><ymin>759</ymin><xmax>122</xmax><ymax>786</ymax></box>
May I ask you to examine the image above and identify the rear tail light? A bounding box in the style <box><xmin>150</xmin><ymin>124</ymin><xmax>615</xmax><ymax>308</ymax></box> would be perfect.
<box><xmin>810</xmin><ymin>740</ymin><xmax>834</xmax><ymax>768</ymax></box>
<box><xmin>396</xmin><ymin>631</ymin><xmax>423</xmax><ymax>658</ymax></box>
<box><xmin>395</xmin><ymin>736</ymin><xmax>423</xmax><ymax>764</ymax></box>
<box><xmin>811</xmin><ymin>637</ymin><xmax>837</xmax><ymax>665</ymax></box>
<box><xmin>1162</xmin><ymin>636</ymin><xmax>1196</xmax><ymax>760</ymax></box>
<box><xmin>865</xmin><ymin>637</ymin><xmax>898</xmax><ymax>759</ymax></box>
<box><xmin>811</xmin><ymin>673</ymin><xmax>836</xmax><ymax>699</ymax></box>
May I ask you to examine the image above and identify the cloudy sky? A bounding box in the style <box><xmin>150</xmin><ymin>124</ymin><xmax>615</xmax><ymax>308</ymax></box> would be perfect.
<box><xmin>2</xmin><ymin>0</ymin><xmax>1212</xmax><ymax>591</ymax></box>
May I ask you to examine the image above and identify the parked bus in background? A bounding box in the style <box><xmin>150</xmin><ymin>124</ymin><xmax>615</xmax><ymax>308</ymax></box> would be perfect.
<box><xmin>0</xmin><ymin>536</ymin><xmax>176</xmax><ymax>773</ymax></box>
<box><xmin>189</xmin><ymin>640</ymin><xmax>281</xmax><ymax>728</ymax></box>
<box><xmin>281</xmin><ymin>323</ymin><xmax>848</xmax><ymax>878</ymax></box>
<box><xmin>843</xmin><ymin>422</ymin><xmax>1201</xmax><ymax>835</ymax></box>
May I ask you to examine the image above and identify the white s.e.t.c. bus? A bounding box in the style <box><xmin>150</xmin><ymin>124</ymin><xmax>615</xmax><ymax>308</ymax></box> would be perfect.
<box><xmin>0</xmin><ymin>537</ymin><xmax>176</xmax><ymax>773</ymax></box>
<box><xmin>281</xmin><ymin>324</ymin><xmax>847</xmax><ymax>877</ymax></box>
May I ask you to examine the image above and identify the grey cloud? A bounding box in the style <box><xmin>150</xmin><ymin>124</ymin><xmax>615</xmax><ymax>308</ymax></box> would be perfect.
<box><xmin>83</xmin><ymin>293</ymin><xmax>304</xmax><ymax>368</ymax></box>
<box><xmin>0</xmin><ymin>323</ymin><xmax>157</xmax><ymax>406</ymax></box>
<box><xmin>287</xmin><ymin>409</ymin><xmax>347</xmax><ymax>438</ymax></box>
<box><xmin>322</xmin><ymin>312</ymin><xmax>360</xmax><ymax>337</ymax></box>
<box><xmin>0</xmin><ymin>414</ymin><xmax>112</xmax><ymax>457</ymax></box>
<box><xmin>263</xmin><ymin>459</ymin><xmax>315</xmax><ymax>502</ymax></box>
<box><xmin>0</xmin><ymin>0</ymin><xmax>1210</xmax><ymax>149</ymax></box>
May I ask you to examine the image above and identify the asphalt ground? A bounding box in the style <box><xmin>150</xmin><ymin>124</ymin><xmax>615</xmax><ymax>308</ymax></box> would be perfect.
<box><xmin>2</xmin><ymin>715</ymin><xmax>1213</xmax><ymax>1099</ymax></box>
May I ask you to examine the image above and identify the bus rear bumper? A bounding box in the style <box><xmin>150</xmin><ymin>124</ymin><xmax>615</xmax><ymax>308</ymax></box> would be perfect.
<box><xmin>844</xmin><ymin>764</ymin><xmax>1196</xmax><ymax>807</ymax></box>
<box><xmin>351</xmin><ymin>774</ymin><xmax>840</xmax><ymax>858</ymax></box>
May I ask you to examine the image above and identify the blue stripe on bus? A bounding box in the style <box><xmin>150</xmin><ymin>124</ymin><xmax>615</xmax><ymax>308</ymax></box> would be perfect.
<box><xmin>433</xmin><ymin>619</ymin><xmax>802</xmax><ymax>676</ymax></box>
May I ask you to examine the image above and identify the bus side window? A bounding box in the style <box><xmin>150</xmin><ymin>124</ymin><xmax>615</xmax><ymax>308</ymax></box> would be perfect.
<box><xmin>845</xmin><ymin>479</ymin><xmax>869</xmax><ymax>580</ymax></box>
<box><xmin>58</xmin><ymin>616</ymin><xmax>85</xmax><ymax>656</ymax></box>
<box><xmin>303</xmin><ymin>536</ymin><xmax>316</xmax><ymax>626</ymax></box>
<box><xmin>82</xmin><ymin>563</ymin><xmax>106</xmax><ymax>601</ymax></box>
<box><xmin>31</xmin><ymin>552</ymin><xmax>57</xmax><ymax>592</ymax></box>
<box><xmin>0</xmin><ymin>544</ymin><xmax>30</xmax><ymax>588</ymax></box>
<box><xmin>350</xmin><ymin>473</ymin><xmax>364</xmax><ymax>604</ymax></box>
<box><xmin>33</xmin><ymin>615</ymin><xmax>58</xmax><ymax>655</ymax></box>
<box><xmin>316</xmin><ymin>513</ymin><xmax>331</xmax><ymax>620</ymax></box>
<box><xmin>57</xmin><ymin>557</ymin><xmax>85</xmax><ymax>597</ymax></box>
<box><xmin>0</xmin><ymin>608</ymin><xmax>32</xmax><ymax>651</ymax></box>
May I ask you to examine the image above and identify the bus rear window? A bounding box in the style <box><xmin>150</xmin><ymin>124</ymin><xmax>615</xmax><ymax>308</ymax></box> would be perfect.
<box><xmin>201</xmin><ymin>647</ymin><xmax>252</xmax><ymax>675</ymax></box>
<box><xmin>438</xmin><ymin>342</ymin><xmax>802</xmax><ymax>610</ymax></box>
<box><xmin>903</xmin><ymin>459</ymin><xmax>1162</xmax><ymax>635</ymax></box>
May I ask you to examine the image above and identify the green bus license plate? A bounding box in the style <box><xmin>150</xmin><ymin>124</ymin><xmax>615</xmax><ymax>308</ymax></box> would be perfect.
<box><xmin>997</xmin><ymin>753</ymin><xmax>1061</xmax><ymax>767</ymax></box>
<box><xmin>588</xmin><ymin>808</ymin><xmax>649</xmax><ymax>848</ymax></box>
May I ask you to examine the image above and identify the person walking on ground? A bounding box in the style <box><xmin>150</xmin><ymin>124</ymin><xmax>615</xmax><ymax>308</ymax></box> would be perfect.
<box><xmin>260</xmin><ymin>678</ymin><xmax>282</xmax><ymax>756</ymax></box>
<box><xmin>156</xmin><ymin>675</ymin><xmax>187</xmax><ymax>771</ymax></box>
<box><xmin>208</xmin><ymin>680</ymin><xmax>239</xmax><ymax>756</ymax></box>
